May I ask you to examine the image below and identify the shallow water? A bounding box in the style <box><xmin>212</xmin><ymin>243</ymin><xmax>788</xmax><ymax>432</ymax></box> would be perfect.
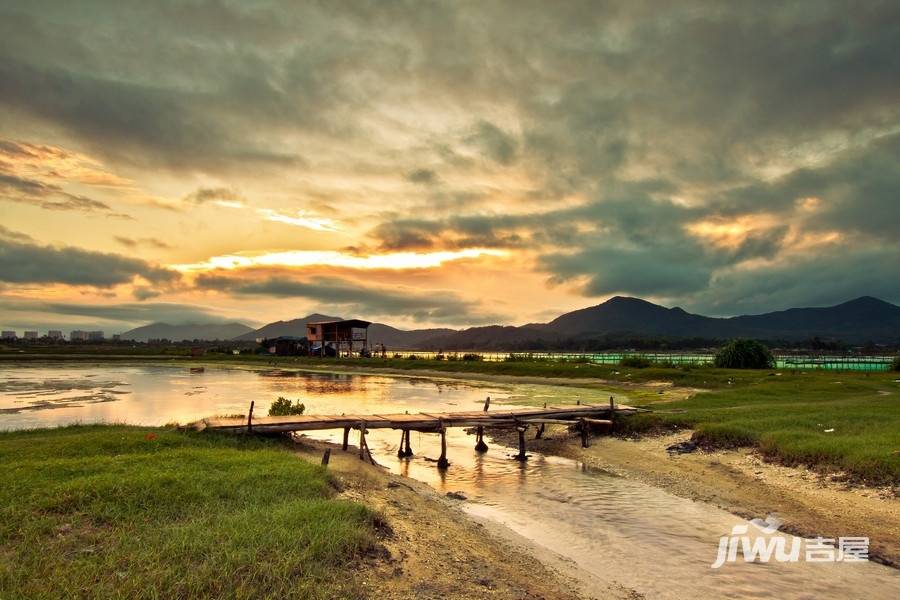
<box><xmin>2</xmin><ymin>363</ymin><xmax>897</xmax><ymax>598</ymax></box>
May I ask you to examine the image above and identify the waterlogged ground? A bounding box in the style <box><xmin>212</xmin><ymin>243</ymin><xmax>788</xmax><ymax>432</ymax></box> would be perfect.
<box><xmin>2</xmin><ymin>362</ymin><xmax>897</xmax><ymax>598</ymax></box>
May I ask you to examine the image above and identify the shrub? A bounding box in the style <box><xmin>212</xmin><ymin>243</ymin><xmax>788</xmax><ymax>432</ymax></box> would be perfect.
<box><xmin>620</xmin><ymin>355</ymin><xmax>651</xmax><ymax>368</ymax></box>
<box><xmin>268</xmin><ymin>396</ymin><xmax>305</xmax><ymax>416</ymax></box>
<box><xmin>406</xmin><ymin>354</ymin><xmax>418</xmax><ymax>360</ymax></box>
<box><xmin>461</xmin><ymin>353</ymin><xmax>483</xmax><ymax>361</ymax></box>
<box><xmin>892</xmin><ymin>355</ymin><xmax>900</xmax><ymax>372</ymax></box>
<box><xmin>714</xmin><ymin>339</ymin><xmax>774</xmax><ymax>369</ymax></box>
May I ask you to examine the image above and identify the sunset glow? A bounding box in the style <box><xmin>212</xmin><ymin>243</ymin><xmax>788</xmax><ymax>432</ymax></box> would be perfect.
<box><xmin>1</xmin><ymin>2</ymin><xmax>897</xmax><ymax>333</ymax></box>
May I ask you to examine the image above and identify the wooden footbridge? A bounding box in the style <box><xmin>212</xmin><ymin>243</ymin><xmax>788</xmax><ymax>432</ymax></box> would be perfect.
<box><xmin>193</xmin><ymin>397</ymin><xmax>646</xmax><ymax>468</ymax></box>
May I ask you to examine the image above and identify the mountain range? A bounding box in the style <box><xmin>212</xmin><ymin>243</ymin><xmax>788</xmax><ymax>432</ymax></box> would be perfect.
<box><xmin>120</xmin><ymin>296</ymin><xmax>900</xmax><ymax>346</ymax></box>
<box><xmin>120</xmin><ymin>321</ymin><xmax>254</xmax><ymax>342</ymax></box>
<box><xmin>421</xmin><ymin>296</ymin><xmax>900</xmax><ymax>349</ymax></box>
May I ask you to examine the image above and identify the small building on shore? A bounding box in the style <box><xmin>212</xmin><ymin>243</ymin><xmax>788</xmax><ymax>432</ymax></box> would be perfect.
<box><xmin>306</xmin><ymin>319</ymin><xmax>371</xmax><ymax>357</ymax></box>
<box><xmin>266</xmin><ymin>336</ymin><xmax>308</xmax><ymax>356</ymax></box>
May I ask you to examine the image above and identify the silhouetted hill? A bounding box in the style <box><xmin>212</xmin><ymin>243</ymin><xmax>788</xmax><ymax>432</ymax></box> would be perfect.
<box><xmin>417</xmin><ymin>325</ymin><xmax>553</xmax><ymax>350</ymax></box>
<box><xmin>726</xmin><ymin>296</ymin><xmax>900</xmax><ymax>341</ymax></box>
<box><xmin>419</xmin><ymin>296</ymin><xmax>900</xmax><ymax>348</ymax></box>
<box><xmin>121</xmin><ymin>322</ymin><xmax>253</xmax><ymax>342</ymax></box>
<box><xmin>230</xmin><ymin>296</ymin><xmax>900</xmax><ymax>349</ymax></box>
<box><xmin>367</xmin><ymin>323</ymin><xmax>456</xmax><ymax>349</ymax></box>
<box><xmin>235</xmin><ymin>314</ymin><xmax>455</xmax><ymax>348</ymax></box>
<box><xmin>545</xmin><ymin>296</ymin><xmax>716</xmax><ymax>337</ymax></box>
<box><xmin>232</xmin><ymin>314</ymin><xmax>340</xmax><ymax>341</ymax></box>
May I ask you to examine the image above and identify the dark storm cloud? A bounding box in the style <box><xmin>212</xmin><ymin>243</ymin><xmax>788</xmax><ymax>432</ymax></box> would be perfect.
<box><xmin>690</xmin><ymin>247</ymin><xmax>900</xmax><ymax>316</ymax></box>
<box><xmin>0</xmin><ymin>298</ymin><xmax>230</xmax><ymax>325</ymax></box>
<box><xmin>195</xmin><ymin>273</ymin><xmax>502</xmax><ymax>324</ymax></box>
<box><xmin>0</xmin><ymin>236</ymin><xmax>178</xmax><ymax>287</ymax></box>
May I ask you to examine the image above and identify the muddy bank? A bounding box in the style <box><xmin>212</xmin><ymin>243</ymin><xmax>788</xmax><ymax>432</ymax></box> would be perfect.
<box><xmin>290</xmin><ymin>437</ymin><xmax>636</xmax><ymax>600</ymax></box>
<box><xmin>489</xmin><ymin>425</ymin><xmax>900</xmax><ymax>568</ymax></box>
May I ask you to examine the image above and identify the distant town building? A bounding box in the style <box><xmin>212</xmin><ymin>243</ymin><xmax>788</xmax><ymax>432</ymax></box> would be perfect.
<box><xmin>70</xmin><ymin>330</ymin><xmax>89</xmax><ymax>341</ymax></box>
<box><xmin>111</xmin><ymin>334</ymin><xmax>121</xmax><ymax>341</ymax></box>
<box><xmin>48</xmin><ymin>330</ymin><xmax>63</xmax><ymax>340</ymax></box>
<box><xmin>23</xmin><ymin>331</ymin><xmax>38</xmax><ymax>340</ymax></box>
<box><xmin>1</xmin><ymin>331</ymin><xmax>15</xmax><ymax>340</ymax></box>
<box><xmin>88</xmin><ymin>331</ymin><xmax>104</xmax><ymax>341</ymax></box>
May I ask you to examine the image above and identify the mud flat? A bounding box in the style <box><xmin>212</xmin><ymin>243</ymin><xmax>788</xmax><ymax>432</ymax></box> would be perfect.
<box><xmin>490</xmin><ymin>425</ymin><xmax>900</xmax><ymax>568</ymax></box>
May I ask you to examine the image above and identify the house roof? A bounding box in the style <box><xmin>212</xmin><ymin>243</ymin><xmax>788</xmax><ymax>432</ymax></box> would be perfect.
<box><xmin>308</xmin><ymin>319</ymin><xmax>371</xmax><ymax>328</ymax></box>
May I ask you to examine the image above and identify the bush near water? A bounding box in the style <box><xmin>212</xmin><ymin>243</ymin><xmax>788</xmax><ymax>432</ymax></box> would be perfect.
<box><xmin>892</xmin><ymin>355</ymin><xmax>900</xmax><ymax>371</ymax></box>
<box><xmin>268</xmin><ymin>396</ymin><xmax>306</xmax><ymax>416</ymax></box>
<box><xmin>714</xmin><ymin>339</ymin><xmax>775</xmax><ymax>369</ymax></box>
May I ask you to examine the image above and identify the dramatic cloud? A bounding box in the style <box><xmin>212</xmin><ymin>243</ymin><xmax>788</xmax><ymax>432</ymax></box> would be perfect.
<box><xmin>1</xmin><ymin>1</ymin><xmax>898</xmax><ymax>326</ymax></box>
<box><xmin>0</xmin><ymin>298</ymin><xmax>234</xmax><ymax>328</ymax></box>
<box><xmin>0</xmin><ymin>172</ymin><xmax>112</xmax><ymax>212</ymax></box>
<box><xmin>196</xmin><ymin>273</ymin><xmax>502</xmax><ymax>324</ymax></box>
<box><xmin>0</xmin><ymin>235</ymin><xmax>178</xmax><ymax>287</ymax></box>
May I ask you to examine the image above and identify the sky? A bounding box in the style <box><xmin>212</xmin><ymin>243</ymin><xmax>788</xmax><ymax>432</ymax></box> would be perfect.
<box><xmin>1</xmin><ymin>0</ymin><xmax>899</xmax><ymax>333</ymax></box>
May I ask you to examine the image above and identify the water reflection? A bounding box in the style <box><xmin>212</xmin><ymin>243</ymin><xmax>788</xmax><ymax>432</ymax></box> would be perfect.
<box><xmin>1</xmin><ymin>362</ymin><xmax>896</xmax><ymax>598</ymax></box>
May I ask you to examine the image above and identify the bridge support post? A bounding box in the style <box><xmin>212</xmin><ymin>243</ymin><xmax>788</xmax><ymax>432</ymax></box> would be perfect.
<box><xmin>475</xmin><ymin>395</ymin><xmax>490</xmax><ymax>452</ymax></box>
<box><xmin>515</xmin><ymin>426</ymin><xmax>528</xmax><ymax>461</ymax></box>
<box><xmin>535</xmin><ymin>423</ymin><xmax>545</xmax><ymax>439</ymax></box>
<box><xmin>397</xmin><ymin>429</ymin><xmax>406</xmax><ymax>458</ymax></box>
<box><xmin>437</xmin><ymin>426</ymin><xmax>449</xmax><ymax>469</ymax></box>
<box><xmin>580</xmin><ymin>418</ymin><xmax>590</xmax><ymax>448</ymax></box>
<box><xmin>342</xmin><ymin>427</ymin><xmax>350</xmax><ymax>451</ymax></box>
<box><xmin>474</xmin><ymin>426</ymin><xmax>488</xmax><ymax>452</ymax></box>
<box><xmin>403</xmin><ymin>429</ymin><xmax>413</xmax><ymax>457</ymax></box>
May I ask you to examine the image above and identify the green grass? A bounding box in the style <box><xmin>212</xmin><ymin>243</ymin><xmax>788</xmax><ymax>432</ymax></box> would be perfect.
<box><xmin>617</xmin><ymin>371</ymin><xmax>900</xmax><ymax>484</ymax></box>
<box><xmin>0</xmin><ymin>426</ymin><xmax>377</xmax><ymax>599</ymax></box>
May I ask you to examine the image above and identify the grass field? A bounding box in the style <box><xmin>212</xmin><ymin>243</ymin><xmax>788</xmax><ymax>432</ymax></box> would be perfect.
<box><xmin>615</xmin><ymin>370</ymin><xmax>900</xmax><ymax>485</ymax></box>
<box><xmin>0</xmin><ymin>426</ymin><xmax>378</xmax><ymax>599</ymax></box>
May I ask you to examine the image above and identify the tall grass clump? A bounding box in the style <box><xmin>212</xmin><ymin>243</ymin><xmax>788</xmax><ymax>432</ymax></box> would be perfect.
<box><xmin>268</xmin><ymin>396</ymin><xmax>305</xmax><ymax>416</ymax></box>
<box><xmin>620</xmin><ymin>355</ymin><xmax>651</xmax><ymax>368</ymax></box>
<box><xmin>714</xmin><ymin>339</ymin><xmax>774</xmax><ymax>369</ymax></box>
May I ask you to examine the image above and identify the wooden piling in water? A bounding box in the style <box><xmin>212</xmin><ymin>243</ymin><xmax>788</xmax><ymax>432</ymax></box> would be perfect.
<box><xmin>246</xmin><ymin>400</ymin><xmax>254</xmax><ymax>434</ymax></box>
<box><xmin>475</xmin><ymin>395</ymin><xmax>490</xmax><ymax>453</ymax></box>
<box><xmin>580</xmin><ymin>417</ymin><xmax>590</xmax><ymax>448</ymax></box>
<box><xmin>321</xmin><ymin>448</ymin><xmax>331</xmax><ymax>466</ymax></box>
<box><xmin>403</xmin><ymin>429</ymin><xmax>413</xmax><ymax>457</ymax></box>
<box><xmin>535</xmin><ymin>402</ymin><xmax>546</xmax><ymax>439</ymax></box>
<box><xmin>397</xmin><ymin>429</ymin><xmax>406</xmax><ymax>458</ymax></box>
<box><xmin>515</xmin><ymin>425</ymin><xmax>528</xmax><ymax>461</ymax></box>
<box><xmin>437</xmin><ymin>424</ymin><xmax>449</xmax><ymax>469</ymax></box>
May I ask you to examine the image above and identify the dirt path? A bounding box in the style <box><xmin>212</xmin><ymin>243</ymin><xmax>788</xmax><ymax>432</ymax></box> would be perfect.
<box><xmin>291</xmin><ymin>437</ymin><xmax>637</xmax><ymax>600</ymax></box>
<box><xmin>491</xmin><ymin>426</ymin><xmax>900</xmax><ymax>568</ymax></box>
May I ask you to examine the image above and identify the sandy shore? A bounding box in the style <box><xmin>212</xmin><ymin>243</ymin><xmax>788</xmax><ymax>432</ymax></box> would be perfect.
<box><xmin>291</xmin><ymin>437</ymin><xmax>640</xmax><ymax>600</ymax></box>
<box><xmin>489</xmin><ymin>425</ymin><xmax>900</xmax><ymax>568</ymax></box>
